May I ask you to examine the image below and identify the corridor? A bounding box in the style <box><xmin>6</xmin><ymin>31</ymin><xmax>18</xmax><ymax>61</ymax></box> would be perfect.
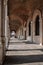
<box><xmin>3</xmin><ymin>37</ymin><xmax>43</xmax><ymax>65</ymax></box>
<box><xmin>0</xmin><ymin>0</ymin><xmax>43</xmax><ymax>65</ymax></box>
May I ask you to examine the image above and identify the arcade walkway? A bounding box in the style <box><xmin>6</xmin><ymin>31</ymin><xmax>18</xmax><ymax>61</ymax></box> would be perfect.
<box><xmin>4</xmin><ymin>37</ymin><xmax>43</xmax><ymax>65</ymax></box>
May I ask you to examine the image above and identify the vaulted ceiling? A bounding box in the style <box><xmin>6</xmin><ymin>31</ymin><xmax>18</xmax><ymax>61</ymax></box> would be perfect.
<box><xmin>8</xmin><ymin>0</ymin><xmax>43</xmax><ymax>32</ymax></box>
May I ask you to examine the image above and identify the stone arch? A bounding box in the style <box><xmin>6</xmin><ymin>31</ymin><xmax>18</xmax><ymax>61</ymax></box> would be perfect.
<box><xmin>33</xmin><ymin>9</ymin><xmax>41</xmax><ymax>23</ymax></box>
<box><xmin>32</xmin><ymin>9</ymin><xmax>42</xmax><ymax>45</ymax></box>
<box><xmin>10</xmin><ymin>15</ymin><xmax>23</xmax><ymax>25</ymax></box>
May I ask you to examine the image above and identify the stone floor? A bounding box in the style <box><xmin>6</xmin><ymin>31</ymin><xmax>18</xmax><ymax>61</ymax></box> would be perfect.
<box><xmin>3</xmin><ymin>37</ymin><xmax>43</xmax><ymax>65</ymax></box>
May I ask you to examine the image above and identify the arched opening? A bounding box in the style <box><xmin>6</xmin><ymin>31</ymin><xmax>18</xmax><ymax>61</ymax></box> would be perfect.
<box><xmin>11</xmin><ymin>31</ymin><xmax>16</xmax><ymax>37</ymax></box>
<box><xmin>29</xmin><ymin>22</ymin><xmax>31</xmax><ymax>36</ymax></box>
<box><xmin>33</xmin><ymin>9</ymin><xmax>42</xmax><ymax>45</ymax></box>
<box><xmin>35</xmin><ymin>15</ymin><xmax>40</xmax><ymax>35</ymax></box>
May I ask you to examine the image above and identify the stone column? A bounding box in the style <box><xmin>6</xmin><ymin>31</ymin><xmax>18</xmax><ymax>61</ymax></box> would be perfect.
<box><xmin>22</xmin><ymin>25</ymin><xmax>25</xmax><ymax>39</ymax></box>
<box><xmin>16</xmin><ymin>29</ymin><xmax>20</xmax><ymax>39</ymax></box>
<box><xmin>42</xmin><ymin>16</ymin><xmax>43</xmax><ymax>45</ymax></box>
<box><xmin>26</xmin><ymin>20</ymin><xmax>29</xmax><ymax>40</ymax></box>
<box><xmin>31</xmin><ymin>21</ymin><xmax>33</xmax><ymax>42</ymax></box>
<box><xmin>7</xmin><ymin>19</ymin><xmax>10</xmax><ymax>41</ymax></box>
<box><xmin>42</xmin><ymin>17</ymin><xmax>43</xmax><ymax>45</ymax></box>
<box><xmin>0</xmin><ymin>0</ymin><xmax>3</xmax><ymax>64</ymax></box>
<box><xmin>0</xmin><ymin>0</ymin><xmax>6</xmax><ymax>64</ymax></box>
<box><xmin>5</xmin><ymin>2</ymin><xmax>10</xmax><ymax>48</ymax></box>
<box><xmin>21</xmin><ymin>26</ymin><xmax>24</xmax><ymax>39</ymax></box>
<box><xmin>19</xmin><ymin>27</ymin><xmax>22</xmax><ymax>39</ymax></box>
<box><xmin>33</xmin><ymin>20</ymin><xmax>35</xmax><ymax>43</ymax></box>
<box><xmin>20</xmin><ymin>26</ymin><xmax>23</xmax><ymax>36</ymax></box>
<box><xmin>40</xmin><ymin>18</ymin><xmax>42</xmax><ymax>45</ymax></box>
<box><xmin>0</xmin><ymin>0</ymin><xmax>10</xmax><ymax>64</ymax></box>
<box><xmin>26</xmin><ymin>19</ymin><xmax>30</xmax><ymax>40</ymax></box>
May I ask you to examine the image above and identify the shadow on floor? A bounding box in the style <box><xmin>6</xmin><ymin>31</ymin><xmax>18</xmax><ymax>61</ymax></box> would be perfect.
<box><xmin>3</xmin><ymin>55</ymin><xmax>43</xmax><ymax>65</ymax></box>
<box><xmin>25</xmin><ymin>41</ymin><xmax>39</xmax><ymax>44</ymax></box>
<box><xmin>6</xmin><ymin>49</ymin><xmax>43</xmax><ymax>51</ymax></box>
